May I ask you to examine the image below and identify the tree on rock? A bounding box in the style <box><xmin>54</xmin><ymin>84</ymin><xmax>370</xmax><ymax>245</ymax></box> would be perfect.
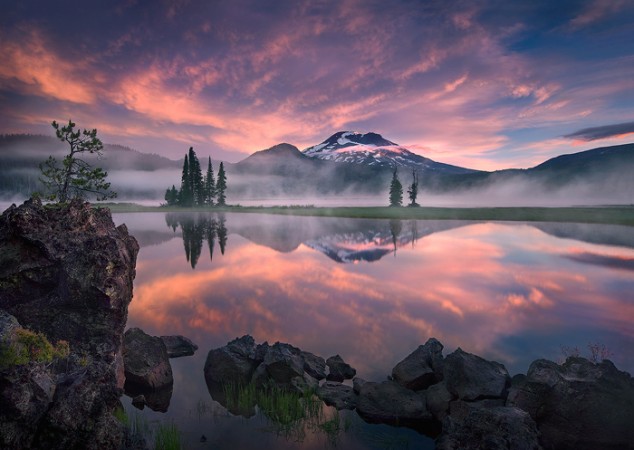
<box><xmin>216</xmin><ymin>162</ymin><xmax>227</xmax><ymax>206</ymax></box>
<box><xmin>389</xmin><ymin>167</ymin><xmax>403</xmax><ymax>207</ymax></box>
<box><xmin>39</xmin><ymin>120</ymin><xmax>116</xmax><ymax>202</ymax></box>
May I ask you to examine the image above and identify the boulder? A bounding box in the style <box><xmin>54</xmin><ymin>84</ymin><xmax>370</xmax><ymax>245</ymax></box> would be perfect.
<box><xmin>352</xmin><ymin>377</ymin><xmax>367</xmax><ymax>394</ymax></box>
<box><xmin>160</xmin><ymin>335</ymin><xmax>198</xmax><ymax>358</ymax></box>
<box><xmin>262</xmin><ymin>342</ymin><xmax>304</xmax><ymax>383</ymax></box>
<box><xmin>392</xmin><ymin>338</ymin><xmax>444</xmax><ymax>391</ymax></box>
<box><xmin>204</xmin><ymin>335</ymin><xmax>260</xmax><ymax>386</ymax></box>
<box><xmin>443</xmin><ymin>348</ymin><xmax>510</xmax><ymax>401</ymax></box>
<box><xmin>426</xmin><ymin>381</ymin><xmax>452</xmax><ymax>421</ymax></box>
<box><xmin>123</xmin><ymin>328</ymin><xmax>173</xmax><ymax>391</ymax></box>
<box><xmin>436</xmin><ymin>406</ymin><xmax>542</xmax><ymax>450</ymax></box>
<box><xmin>317</xmin><ymin>381</ymin><xmax>357</xmax><ymax>410</ymax></box>
<box><xmin>301</xmin><ymin>350</ymin><xmax>326</xmax><ymax>380</ymax></box>
<box><xmin>507</xmin><ymin>357</ymin><xmax>634</xmax><ymax>450</ymax></box>
<box><xmin>0</xmin><ymin>198</ymin><xmax>139</xmax><ymax>450</ymax></box>
<box><xmin>356</xmin><ymin>380</ymin><xmax>432</xmax><ymax>425</ymax></box>
<box><xmin>326</xmin><ymin>354</ymin><xmax>356</xmax><ymax>381</ymax></box>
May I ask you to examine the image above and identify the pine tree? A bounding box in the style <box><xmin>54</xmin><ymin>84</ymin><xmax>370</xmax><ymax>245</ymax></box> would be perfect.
<box><xmin>389</xmin><ymin>167</ymin><xmax>403</xmax><ymax>207</ymax></box>
<box><xmin>407</xmin><ymin>169</ymin><xmax>419</xmax><ymax>207</ymax></box>
<box><xmin>39</xmin><ymin>120</ymin><xmax>116</xmax><ymax>202</ymax></box>
<box><xmin>164</xmin><ymin>184</ymin><xmax>178</xmax><ymax>205</ymax></box>
<box><xmin>179</xmin><ymin>154</ymin><xmax>192</xmax><ymax>206</ymax></box>
<box><xmin>188</xmin><ymin>147</ymin><xmax>204</xmax><ymax>205</ymax></box>
<box><xmin>204</xmin><ymin>157</ymin><xmax>216</xmax><ymax>206</ymax></box>
<box><xmin>216</xmin><ymin>162</ymin><xmax>227</xmax><ymax>206</ymax></box>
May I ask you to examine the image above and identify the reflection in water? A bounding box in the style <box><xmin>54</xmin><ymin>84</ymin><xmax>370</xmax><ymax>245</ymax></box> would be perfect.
<box><xmin>166</xmin><ymin>213</ymin><xmax>228</xmax><ymax>268</ymax></box>
<box><xmin>115</xmin><ymin>213</ymin><xmax>634</xmax><ymax>450</ymax></box>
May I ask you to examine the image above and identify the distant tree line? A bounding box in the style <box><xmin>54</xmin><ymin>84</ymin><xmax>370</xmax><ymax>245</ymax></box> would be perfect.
<box><xmin>164</xmin><ymin>147</ymin><xmax>227</xmax><ymax>207</ymax></box>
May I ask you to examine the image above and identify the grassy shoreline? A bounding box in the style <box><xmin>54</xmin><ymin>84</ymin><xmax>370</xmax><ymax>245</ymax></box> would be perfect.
<box><xmin>98</xmin><ymin>202</ymin><xmax>634</xmax><ymax>226</ymax></box>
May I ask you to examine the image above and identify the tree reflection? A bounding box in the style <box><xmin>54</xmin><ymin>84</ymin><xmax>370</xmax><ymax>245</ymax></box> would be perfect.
<box><xmin>165</xmin><ymin>213</ymin><xmax>229</xmax><ymax>268</ymax></box>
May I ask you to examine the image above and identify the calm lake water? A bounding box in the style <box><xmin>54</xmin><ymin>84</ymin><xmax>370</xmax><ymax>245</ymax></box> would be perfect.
<box><xmin>113</xmin><ymin>212</ymin><xmax>634</xmax><ymax>449</ymax></box>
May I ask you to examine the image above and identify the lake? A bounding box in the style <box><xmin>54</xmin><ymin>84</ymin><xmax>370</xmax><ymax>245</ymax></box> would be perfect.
<box><xmin>113</xmin><ymin>211</ymin><xmax>634</xmax><ymax>449</ymax></box>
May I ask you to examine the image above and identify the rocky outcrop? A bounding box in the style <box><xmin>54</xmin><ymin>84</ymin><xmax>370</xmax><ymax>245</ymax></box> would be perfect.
<box><xmin>203</xmin><ymin>335</ymin><xmax>632</xmax><ymax>450</ymax></box>
<box><xmin>160</xmin><ymin>335</ymin><xmax>198</xmax><ymax>358</ymax></box>
<box><xmin>123</xmin><ymin>328</ymin><xmax>173</xmax><ymax>390</ymax></box>
<box><xmin>392</xmin><ymin>338</ymin><xmax>444</xmax><ymax>391</ymax></box>
<box><xmin>326</xmin><ymin>354</ymin><xmax>356</xmax><ymax>381</ymax></box>
<box><xmin>507</xmin><ymin>357</ymin><xmax>634</xmax><ymax>450</ymax></box>
<box><xmin>0</xmin><ymin>198</ymin><xmax>139</xmax><ymax>450</ymax></box>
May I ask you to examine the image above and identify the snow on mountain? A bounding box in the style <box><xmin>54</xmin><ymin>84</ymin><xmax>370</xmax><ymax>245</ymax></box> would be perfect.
<box><xmin>303</xmin><ymin>131</ymin><xmax>477</xmax><ymax>174</ymax></box>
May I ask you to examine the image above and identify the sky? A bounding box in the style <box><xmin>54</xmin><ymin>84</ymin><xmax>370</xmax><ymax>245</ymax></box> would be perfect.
<box><xmin>1</xmin><ymin>0</ymin><xmax>633</xmax><ymax>170</ymax></box>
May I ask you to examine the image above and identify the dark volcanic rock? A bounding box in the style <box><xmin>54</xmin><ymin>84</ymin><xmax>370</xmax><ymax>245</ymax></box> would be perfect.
<box><xmin>326</xmin><ymin>354</ymin><xmax>356</xmax><ymax>381</ymax></box>
<box><xmin>160</xmin><ymin>335</ymin><xmax>198</xmax><ymax>358</ymax></box>
<box><xmin>123</xmin><ymin>327</ymin><xmax>173</xmax><ymax>391</ymax></box>
<box><xmin>262</xmin><ymin>342</ymin><xmax>304</xmax><ymax>383</ymax></box>
<box><xmin>0</xmin><ymin>198</ymin><xmax>139</xmax><ymax>450</ymax></box>
<box><xmin>356</xmin><ymin>380</ymin><xmax>432</xmax><ymax>425</ymax></box>
<box><xmin>443</xmin><ymin>348</ymin><xmax>510</xmax><ymax>401</ymax></box>
<box><xmin>204</xmin><ymin>335</ymin><xmax>260</xmax><ymax>386</ymax></box>
<box><xmin>317</xmin><ymin>381</ymin><xmax>357</xmax><ymax>410</ymax></box>
<box><xmin>392</xmin><ymin>338</ymin><xmax>444</xmax><ymax>391</ymax></box>
<box><xmin>426</xmin><ymin>381</ymin><xmax>452</xmax><ymax>421</ymax></box>
<box><xmin>301</xmin><ymin>350</ymin><xmax>327</xmax><ymax>380</ymax></box>
<box><xmin>507</xmin><ymin>357</ymin><xmax>634</xmax><ymax>450</ymax></box>
<box><xmin>436</xmin><ymin>406</ymin><xmax>542</xmax><ymax>450</ymax></box>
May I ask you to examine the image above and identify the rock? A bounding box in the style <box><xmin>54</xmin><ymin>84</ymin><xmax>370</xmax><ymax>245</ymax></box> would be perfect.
<box><xmin>317</xmin><ymin>381</ymin><xmax>357</xmax><ymax>410</ymax></box>
<box><xmin>301</xmin><ymin>350</ymin><xmax>326</xmax><ymax>380</ymax></box>
<box><xmin>123</xmin><ymin>328</ymin><xmax>173</xmax><ymax>391</ymax></box>
<box><xmin>0</xmin><ymin>198</ymin><xmax>138</xmax><ymax>450</ymax></box>
<box><xmin>426</xmin><ymin>381</ymin><xmax>452</xmax><ymax>420</ymax></box>
<box><xmin>131</xmin><ymin>395</ymin><xmax>146</xmax><ymax>410</ymax></box>
<box><xmin>160</xmin><ymin>335</ymin><xmax>198</xmax><ymax>358</ymax></box>
<box><xmin>326</xmin><ymin>354</ymin><xmax>356</xmax><ymax>381</ymax></box>
<box><xmin>262</xmin><ymin>342</ymin><xmax>304</xmax><ymax>383</ymax></box>
<box><xmin>507</xmin><ymin>357</ymin><xmax>634</xmax><ymax>450</ymax></box>
<box><xmin>204</xmin><ymin>335</ymin><xmax>260</xmax><ymax>386</ymax></box>
<box><xmin>352</xmin><ymin>377</ymin><xmax>367</xmax><ymax>394</ymax></box>
<box><xmin>392</xmin><ymin>338</ymin><xmax>444</xmax><ymax>391</ymax></box>
<box><xmin>436</xmin><ymin>406</ymin><xmax>542</xmax><ymax>450</ymax></box>
<box><xmin>443</xmin><ymin>348</ymin><xmax>510</xmax><ymax>401</ymax></box>
<box><xmin>356</xmin><ymin>380</ymin><xmax>432</xmax><ymax>426</ymax></box>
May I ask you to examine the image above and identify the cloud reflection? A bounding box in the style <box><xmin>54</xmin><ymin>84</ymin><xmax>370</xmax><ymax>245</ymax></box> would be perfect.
<box><xmin>125</xmin><ymin>215</ymin><xmax>634</xmax><ymax>378</ymax></box>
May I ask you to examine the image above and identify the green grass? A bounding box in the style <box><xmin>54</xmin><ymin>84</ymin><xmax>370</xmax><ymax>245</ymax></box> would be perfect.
<box><xmin>97</xmin><ymin>202</ymin><xmax>634</xmax><ymax>226</ymax></box>
<box><xmin>154</xmin><ymin>422</ymin><xmax>181</xmax><ymax>450</ymax></box>
<box><xmin>0</xmin><ymin>328</ymin><xmax>69</xmax><ymax>369</ymax></box>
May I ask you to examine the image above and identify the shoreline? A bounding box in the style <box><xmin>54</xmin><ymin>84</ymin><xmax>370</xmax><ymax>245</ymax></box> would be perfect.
<box><xmin>99</xmin><ymin>202</ymin><xmax>634</xmax><ymax>226</ymax></box>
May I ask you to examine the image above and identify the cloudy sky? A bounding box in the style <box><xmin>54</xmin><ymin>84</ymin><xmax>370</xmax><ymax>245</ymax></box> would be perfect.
<box><xmin>1</xmin><ymin>0</ymin><xmax>633</xmax><ymax>170</ymax></box>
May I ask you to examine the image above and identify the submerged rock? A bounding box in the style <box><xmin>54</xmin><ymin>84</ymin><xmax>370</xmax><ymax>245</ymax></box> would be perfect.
<box><xmin>160</xmin><ymin>335</ymin><xmax>198</xmax><ymax>358</ymax></box>
<box><xmin>436</xmin><ymin>406</ymin><xmax>542</xmax><ymax>450</ymax></box>
<box><xmin>0</xmin><ymin>198</ymin><xmax>139</xmax><ymax>450</ymax></box>
<box><xmin>507</xmin><ymin>357</ymin><xmax>634</xmax><ymax>450</ymax></box>
<box><xmin>392</xmin><ymin>338</ymin><xmax>444</xmax><ymax>391</ymax></box>
<box><xmin>356</xmin><ymin>380</ymin><xmax>432</xmax><ymax>425</ymax></box>
<box><xmin>123</xmin><ymin>327</ymin><xmax>173</xmax><ymax>391</ymax></box>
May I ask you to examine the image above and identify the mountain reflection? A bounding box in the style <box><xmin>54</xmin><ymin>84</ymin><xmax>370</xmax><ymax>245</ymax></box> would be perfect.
<box><xmin>166</xmin><ymin>213</ymin><xmax>228</xmax><ymax>268</ymax></box>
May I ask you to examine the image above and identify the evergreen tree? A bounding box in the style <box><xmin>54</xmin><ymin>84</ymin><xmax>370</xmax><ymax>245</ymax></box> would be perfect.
<box><xmin>164</xmin><ymin>185</ymin><xmax>178</xmax><ymax>205</ymax></box>
<box><xmin>188</xmin><ymin>147</ymin><xmax>204</xmax><ymax>205</ymax></box>
<box><xmin>389</xmin><ymin>167</ymin><xmax>403</xmax><ymax>207</ymax></box>
<box><xmin>407</xmin><ymin>169</ymin><xmax>419</xmax><ymax>207</ymax></box>
<box><xmin>216</xmin><ymin>162</ymin><xmax>227</xmax><ymax>206</ymax></box>
<box><xmin>204</xmin><ymin>157</ymin><xmax>216</xmax><ymax>206</ymax></box>
<box><xmin>179</xmin><ymin>154</ymin><xmax>192</xmax><ymax>206</ymax></box>
<box><xmin>39</xmin><ymin>120</ymin><xmax>116</xmax><ymax>202</ymax></box>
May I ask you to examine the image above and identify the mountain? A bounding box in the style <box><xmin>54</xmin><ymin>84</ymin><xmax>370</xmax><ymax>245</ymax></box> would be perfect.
<box><xmin>303</xmin><ymin>131</ymin><xmax>478</xmax><ymax>175</ymax></box>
